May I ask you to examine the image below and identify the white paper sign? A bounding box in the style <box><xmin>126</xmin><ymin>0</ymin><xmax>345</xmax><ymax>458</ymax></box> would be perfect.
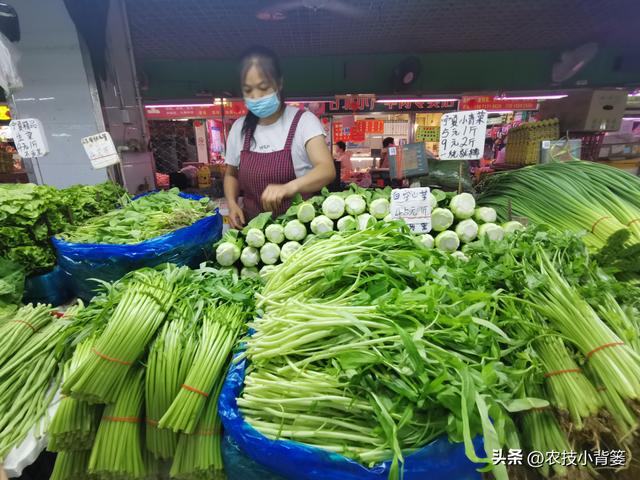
<box><xmin>9</xmin><ymin>118</ymin><xmax>49</xmax><ymax>158</ymax></box>
<box><xmin>390</xmin><ymin>187</ymin><xmax>431</xmax><ymax>233</ymax></box>
<box><xmin>81</xmin><ymin>131</ymin><xmax>120</xmax><ymax>169</ymax></box>
<box><xmin>438</xmin><ymin>110</ymin><xmax>487</xmax><ymax>160</ymax></box>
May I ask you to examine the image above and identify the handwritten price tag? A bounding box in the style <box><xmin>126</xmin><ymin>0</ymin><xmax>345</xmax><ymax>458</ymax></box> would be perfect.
<box><xmin>390</xmin><ymin>187</ymin><xmax>431</xmax><ymax>233</ymax></box>
<box><xmin>10</xmin><ymin>119</ymin><xmax>49</xmax><ymax>158</ymax></box>
<box><xmin>81</xmin><ymin>131</ymin><xmax>120</xmax><ymax>169</ymax></box>
<box><xmin>439</xmin><ymin>110</ymin><xmax>487</xmax><ymax>160</ymax></box>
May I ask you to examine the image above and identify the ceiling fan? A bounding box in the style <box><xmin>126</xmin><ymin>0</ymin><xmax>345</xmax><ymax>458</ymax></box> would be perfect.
<box><xmin>552</xmin><ymin>42</ymin><xmax>599</xmax><ymax>84</ymax></box>
<box><xmin>257</xmin><ymin>0</ymin><xmax>363</xmax><ymax>20</ymax></box>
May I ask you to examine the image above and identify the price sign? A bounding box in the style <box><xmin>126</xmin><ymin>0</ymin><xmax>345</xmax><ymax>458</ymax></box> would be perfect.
<box><xmin>390</xmin><ymin>187</ymin><xmax>432</xmax><ymax>233</ymax></box>
<box><xmin>81</xmin><ymin>131</ymin><xmax>120</xmax><ymax>169</ymax></box>
<box><xmin>9</xmin><ymin>119</ymin><xmax>49</xmax><ymax>158</ymax></box>
<box><xmin>438</xmin><ymin>110</ymin><xmax>487</xmax><ymax>160</ymax></box>
<box><xmin>416</xmin><ymin>125</ymin><xmax>440</xmax><ymax>142</ymax></box>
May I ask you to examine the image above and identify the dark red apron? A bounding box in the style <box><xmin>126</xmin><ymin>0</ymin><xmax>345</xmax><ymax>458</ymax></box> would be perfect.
<box><xmin>238</xmin><ymin>110</ymin><xmax>304</xmax><ymax>221</ymax></box>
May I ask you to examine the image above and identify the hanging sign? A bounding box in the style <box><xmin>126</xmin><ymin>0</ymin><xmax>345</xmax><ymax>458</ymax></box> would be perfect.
<box><xmin>0</xmin><ymin>105</ymin><xmax>11</xmax><ymax>121</ymax></box>
<box><xmin>389</xmin><ymin>143</ymin><xmax>429</xmax><ymax>179</ymax></box>
<box><xmin>416</xmin><ymin>125</ymin><xmax>440</xmax><ymax>142</ymax></box>
<box><xmin>459</xmin><ymin>96</ymin><xmax>538</xmax><ymax>111</ymax></box>
<box><xmin>439</xmin><ymin>110</ymin><xmax>487</xmax><ymax>160</ymax></box>
<box><xmin>10</xmin><ymin>118</ymin><xmax>49</xmax><ymax>158</ymax></box>
<box><xmin>390</xmin><ymin>187</ymin><xmax>432</xmax><ymax>233</ymax></box>
<box><xmin>81</xmin><ymin>131</ymin><xmax>120</xmax><ymax>169</ymax></box>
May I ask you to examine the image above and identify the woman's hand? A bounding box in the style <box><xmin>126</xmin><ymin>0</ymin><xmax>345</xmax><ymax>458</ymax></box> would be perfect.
<box><xmin>228</xmin><ymin>202</ymin><xmax>246</xmax><ymax>229</ymax></box>
<box><xmin>261</xmin><ymin>183</ymin><xmax>295</xmax><ymax>212</ymax></box>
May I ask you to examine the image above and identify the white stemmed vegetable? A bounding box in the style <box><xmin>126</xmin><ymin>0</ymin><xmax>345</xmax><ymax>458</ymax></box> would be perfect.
<box><xmin>357</xmin><ymin>214</ymin><xmax>377</xmax><ymax>230</ymax></box>
<box><xmin>455</xmin><ymin>219</ymin><xmax>479</xmax><ymax>243</ymax></box>
<box><xmin>452</xmin><ymin>251</ymin><xmax>469</xmax><ymax>262</ymax></box>
<box><xmin>503</xmin><ymin>220</ymin><xmax>525</xmax><ymax>235</ymax></box>
<box><xmin>420</xmin><ymin>234</ymin><xmax>434</xmax><ymax>249</ymax></box>
<box><xmin>240</xmin><ymin>246</ymin><xmax>260</xmax><ymax>267</ymax></box>
<box><xmin>369</xmin><ymin>198</ymin><xmax>390</xmax><ymax>219</ymax></box>
<box><xmin>259</xmin><ymin>265</ymin><xmax>277</xmax><ymax>279</ymax></box>
<box><xmin>337</xmin><ymin>215</ymin><xmax>357</xmax><ymax>232</ymax></box>
<box><xmin>215</xmin><ymin>242</ymin><xmax>241</xmax><ymax>266</ymax></box>
<box><xmin>429</xmin><ymin>192</ymin><xmax>438</xmax><ymax>211</ymax></box>
<box><xmin>345</xmin><ymin>194</ymin><xmax>367</xmax><ymax>216</ymax></box>
<box><xmin>435</xmin><ymin>230</ymin><xmax>460</xmax><ymax>252</ymax></box>
<box><xmin>322</xmin><ymin>195</ymin><xmax>346</xmax><ymax>219</ymax></box>
<box><xmin>280</xmin><ymin>241</ymin><xmax>302</xmax><ymax>262</ymax></box>
<box><xmin>431</xmin><ymin>208</ymin><xmax>454</xmax><ymax>232</ymax></box>
<box><xmin>265</xmin><ymin>224</ymin><xmax>285</xmax><ymax>244</ymax></box>
<box><xmin>310</xmin><ymin>215</ymin><xmax>334</xmax><ymax>235</ymax></box>
<box><xmin>297</xmin><ymin>202</ymin><xmax>316</xmax><ymax>223</ymax></box>
<box><xmin>478</xmin><ymin>223</ymin><xmax>505</xmax><ymax>242</ymax></box>
<box><xmin>474</xmin><ymin>207</ymin><xmax>497</xmax><ymax>224</ymax></box>
<box><xmin>283</xmin><ymin>220</ymin><xmax>307</xmax><ymax>242</ymax></box>
<box><xmin>260</xmin><ymin>242</ymin><xmax>281</xmax><ymax>265</ymax></box>
<box><xmin>245</xmin><ymin>228</ymin><xmax>265</xmax><ymax>248</ymax></box>
<box><xmin>449</xmin><ymin>193</ymin><xmax>476</xmax><ymax>220</ymax></box>
<box><xmin>240</xmin><ymin>266</ymin><xmax>259</xmax><ymax>279</ymax></box>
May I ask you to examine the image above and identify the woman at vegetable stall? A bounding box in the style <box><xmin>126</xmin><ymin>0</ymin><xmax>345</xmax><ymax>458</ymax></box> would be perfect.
<box><xmin>224</xmin><ymin>47</ymin><xmax>336</xmax><ymax>229</ymax></box>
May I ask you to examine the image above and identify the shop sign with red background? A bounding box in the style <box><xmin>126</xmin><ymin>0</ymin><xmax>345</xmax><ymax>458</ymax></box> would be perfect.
<box><xmin>459</xmin><ymin>96</ymin><xmax>538</xmax><ymax>111</ymax></box>
<box><xmin>333</xmin><ymin>119</ymin><xmax>384</xmax><ymax>142</ymax></box>
<box><xmin>144</xmin><ymin>102</ymin><xmax>247</xmax><ymax>120</ymax></box>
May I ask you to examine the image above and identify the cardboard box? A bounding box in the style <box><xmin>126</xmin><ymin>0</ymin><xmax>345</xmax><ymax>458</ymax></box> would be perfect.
<box><xmin>539</xmin><ymin>90</ymin><xmax>627</xmax><ymax>132</ymax></box>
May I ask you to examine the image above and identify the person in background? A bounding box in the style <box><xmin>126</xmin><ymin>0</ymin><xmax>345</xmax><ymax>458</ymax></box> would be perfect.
<box><xmin>224</xmin><ymin>47</ymin><xmax>335</xmax><ymax>228</ymax></box>
<box><xmin>378</xmin><ymin>137</ymin><xmax>395</xmax><ymax>169</ymax></box>
<box><xmin>335</xmin><ymin>141</ymin><xmax>353</xmax><ymax>183</ymax></box>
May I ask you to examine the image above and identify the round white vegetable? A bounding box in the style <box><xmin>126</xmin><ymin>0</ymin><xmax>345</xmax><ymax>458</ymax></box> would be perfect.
<box><xmin>337</xmin><ymin>215</ymin><xmax>357</xmax><ymax>232</ymax></box>
<box><xmin>449</xmin><ymin>193</ymin><xmax>476</xmax><ymax>220</ymax></box>
<box><xmin>435</xmin><ymin>230</ymin><xmax>460</xmax><ymax>252</ymax></box>
<box><xmin>420</xmin><ymin>234</ymin><xmax>434</xmax><ymax>249</ymax></box>
<box><xmin>265</xmin><ymin>224</ymin><xmax>285</xmax><ymax>244</ymax></box>
<box><xmin>322</xmin><ymin>195</ymin><xmax>346</xmax><ymax>219</ymax></box>
<box><xmin>297</xmin><ymin>202</ymin><xmax>316</xmax><ymax>223</ymax></box>
<box><xmin>219</xmin><ymin>266</ymin><xmax>238</xmax><ymax>277</ymax></box>
<box><xmin>245</xmin><ymin>228</ymin><xmax>265</xmax><ymax>248</ymax></box>
<box><xmin>280</xmin><ymin>241</ymin><xmax>302</xmax><ymax>262</ymax></box>
<box><xmin>240</xmin><ymin>267</ymin><xmax>259</xmax><ymax>279</ymax></box>
<box><xmin>240</xmin><ymin>246</ymin><xmax>260</xmax><ymax>267</ymax></box>
<box><xmin>451</xmin><ymin>251</ymin><xmax>469</xmax><ymax>262</ymax></box>
<box><xmin>369</xmin><ymin>198</ymin><xmax>390</xmax><ymax>219</ymax></box>
<box><xmin>304</xmin><ymin>234</ymin><xmax>317</xmax><ymax>244</ymax></box>
<box><xmin>429</xmin><ymin>192</ymin><xmax>438</xmax><ymax>211</ymax></box>
<box><xmin>502</xmin><ymin>220</ymin><xmax>525</xmax><ymax>235</ymax></box>
<box><xmin>357</xmin><ymin>213</ymin><xmax>377</xmax><ymax>230</ymax></box>
<box><xmin>260</xmin><ymin>242</ymin><xmax>281</xmax><ymax>265</ymax></box>
<box><xmin>474</xmin><ymin>207</ymin><xmax>497</xmax><ymax>224</ymax></box>
<box><xmin>455</xmin><ymin>219</ymin><xmax>479</xmax><ymax>243</ymax></box>
<box><xmin>259</xmin><ymin>265</ymin><xmax>277</xmax><ymax>279</ymax></box>
<box><xmin>215</xmin><ymin>242</ymin><xmax>240</xmax><ymax>266</ymax></box>
<box><xmin>284</xmin><ymin>220</ymin><xmax>307</xmax><ymax>241</ymax></box>
<box><xmin>431</xmin><ymin>208</ymin><xmax>454</xmax><ymax>232</ymax></box>
<box><xmin>310</xmin><ymin>215</ymin><xmax>334</xmax><ymax>235</ymax></box>
<box><xmin>345</xmin><ymin>194</ymin><xmax>366</xmax><ymax>216</ymax></box>
<box><xmin>478</xmin><ymin>223</ymin><xmax>505</xmax><ymax>242</ymax></box>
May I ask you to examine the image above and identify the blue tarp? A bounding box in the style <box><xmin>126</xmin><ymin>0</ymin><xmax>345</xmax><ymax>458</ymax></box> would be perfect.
<box><xmin>52</xmin><ymin>192</ymin><xmax>222</xmax><ymax>301</ymax></box>
<box><xmin>219</xmin><ymin>355</ymin><xmax>483</xmax><ymax>480</ymax></box>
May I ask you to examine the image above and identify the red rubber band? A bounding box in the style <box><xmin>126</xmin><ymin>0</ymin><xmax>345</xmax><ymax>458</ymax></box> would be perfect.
<box><xmin>181</xmin><ymin>384</ymin><xmax>209</xmax><ymax>397</ymax></box>
<box><xmin>50</xmin><ymin>311</ymin><xmax>65</xmax><ymax>318</ymax></box>
<box><xmin>586</xmin><ymin>342</ymin><xmax>625</xmax><ymax>359</ymax></box>
<box><xmin>628</xmin><ymin>218</ymin><xmax>640</xmax><ymax>227</ymax></box>
<box><xmin>146</xmin><ymin>419</ymin><xmax>159</xmax><ymax>426</ymax></box>
<box><xmin>10</xmin><ymin>320</ymin><xmax>37</xmax><ymax>332</ymax></box>
<box><xmin>596</xmin><ymin>386</ymin><xmax>607</xmax><ymax>392</ymax></box>
<box><xmin>102</xmin><ymin>416</ymin><xmax>141</xmax><ymax>423</ymax></box>
<box><xmin>591</xmin><ymin>216</ymin><xmax>611</xmax><ymax>233</ymax></box>
<box><xmin>92</xmin><ymin>348</ymin><xmax>132</xmax><ymax>366</ymax></box>
<box><xmin>544</xmin><ymin>368</ymin><xmax>581</xmax><ymax>378</ymax></box>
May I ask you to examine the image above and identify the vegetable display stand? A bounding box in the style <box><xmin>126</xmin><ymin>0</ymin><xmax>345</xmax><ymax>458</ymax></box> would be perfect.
<box><xmin>219</xmin><ymin>357</ymin><xmax>483</xmax><ymax>480</ymax></box>
<box><xmin>52</xmin><ymin>193</ymin><xmax>222</xmax><ymax>301</ymax></box>
<box><xmin>22</xmin><ymin>266</ymin><xmax>72</xmax><ymax>307</ymax></box>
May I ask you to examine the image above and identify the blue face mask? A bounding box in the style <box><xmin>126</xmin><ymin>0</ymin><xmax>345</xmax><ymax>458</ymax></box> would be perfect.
<box><xmin>244</xmin><ymin>91</ymin><xmax>281</xmax><ymax>118</ymax></box>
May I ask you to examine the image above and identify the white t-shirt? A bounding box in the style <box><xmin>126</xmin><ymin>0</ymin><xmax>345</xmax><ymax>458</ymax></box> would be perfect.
<box><xmin>225</xmin><ymin>106</ymin><xmax>325</xmax><ymax>178</ymax></box>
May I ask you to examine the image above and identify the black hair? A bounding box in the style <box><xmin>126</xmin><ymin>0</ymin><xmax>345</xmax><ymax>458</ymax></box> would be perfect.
<box><xmin>383</xmin><ymin>137</ymin><xmax>395</xmax><ymax>148</ymax></box>
<box><xmin>239</xmin><ymin>46</ymin><xmax>284</xmax><ymax>143</ymax></box>
<box><xmin>336</xmin><ymin>141</ymin><xmax>346</xmax><ymax>151</ymax></box>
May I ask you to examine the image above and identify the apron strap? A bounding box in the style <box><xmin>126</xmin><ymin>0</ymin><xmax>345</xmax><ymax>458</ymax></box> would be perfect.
<box><xmin>241</xmin><ymin>120</ymin><xmax>253</xmax><ymax>152</ymax></box>
<box><xmin>284</xmin><ymin>110</ymin><xmax>305</xmax><ymax>151</ymax></box>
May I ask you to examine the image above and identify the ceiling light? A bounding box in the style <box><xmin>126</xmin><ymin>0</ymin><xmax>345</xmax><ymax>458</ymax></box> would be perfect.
<box><xmin>376</xmin><ymin>98</ymin><xmax>458</xmax><ymax>103</ymax></box>
<box><xmin>498</xmin><ymin>95</ymin><xmax>567</xmax><ymax>100</ymax></box>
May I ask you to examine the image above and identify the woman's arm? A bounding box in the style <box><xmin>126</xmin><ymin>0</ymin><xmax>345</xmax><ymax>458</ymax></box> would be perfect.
<box><xmin>223</xmin><ymin>165</ymin><xmax>246</xmax><ymax>228</ymax></box>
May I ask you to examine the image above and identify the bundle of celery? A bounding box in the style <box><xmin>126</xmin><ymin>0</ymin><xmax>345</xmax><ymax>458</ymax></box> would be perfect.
<box><xmin>50</xmin><ymin>450</ymin><xmax>92</xmax><ymax>480</ymax></box>
<box><xmin>0</xmin><ymin>303</ymin><xmax>52</xmax><ymax>365</ymax></box>
<box><xmin>63</xmin><ymin>265</ymin><xmax>189</xmax><ymax>404</ymax></box>
<box><xmin>59</xmin><ymin>188</ymin><xmax>212</xmax><ymax>244</ymax></box>
<box><xmin>477</xmin><ymin>161</ymin><xmax>640</xmax><ymax>249</ymax></box>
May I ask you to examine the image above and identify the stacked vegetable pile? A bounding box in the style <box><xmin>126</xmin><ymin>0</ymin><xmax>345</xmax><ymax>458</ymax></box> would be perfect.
<box><xmin>0</xmin><ymin>257</ymin><xmax>25</xmax><ymax>318</ymax></box>
<box><xmin>215</xmin><ymin>186</ymin><xmax>524</xmax><ymax>276</ymax></box>
<box><xmin>238</xmin><ymin>223</ymin><xmax>640</xmax><ymax>479</ymax></box>
<box><xmin>58</xmin><ymin>188</ymin><xmax>213</xmax><ymax>245</ymax></box>
<box><xmin>46</xmin><ymin>264</ymin><xmax>256</xmax><ymax>480</ymax></box>
<box><xmin>0</xmin><ymin>182</ymin><xmax>124</xmax><ymax>273</ymax></box>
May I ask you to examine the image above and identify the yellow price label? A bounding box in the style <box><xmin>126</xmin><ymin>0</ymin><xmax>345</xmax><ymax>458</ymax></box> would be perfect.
<box><xmin>0</xmin><ymin>106</ymin><xmax>10</xmax><ymax>121</ymax></box>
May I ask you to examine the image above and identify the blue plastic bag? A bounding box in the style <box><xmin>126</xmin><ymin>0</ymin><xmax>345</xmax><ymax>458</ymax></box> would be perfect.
<box><xmin>52</xmin><ymin>192</ymin><xmax>222</xmax><ymax>301</ymax></box>
<box><xmin>22</xmin><ymin>266</ymin><xmax>73</xmax><ymax>307</ymax></box>
<box><xmin>219</xmin><ymin>356</ymin><xmax>484</xmax><ymax>480</ymax></box>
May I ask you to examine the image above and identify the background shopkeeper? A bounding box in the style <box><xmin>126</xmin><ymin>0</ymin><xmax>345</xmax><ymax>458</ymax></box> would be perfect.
<box><xmin>224</xmin><ymin>47</ymin><xmax>335</xmax><ymax>229</ymax></box>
